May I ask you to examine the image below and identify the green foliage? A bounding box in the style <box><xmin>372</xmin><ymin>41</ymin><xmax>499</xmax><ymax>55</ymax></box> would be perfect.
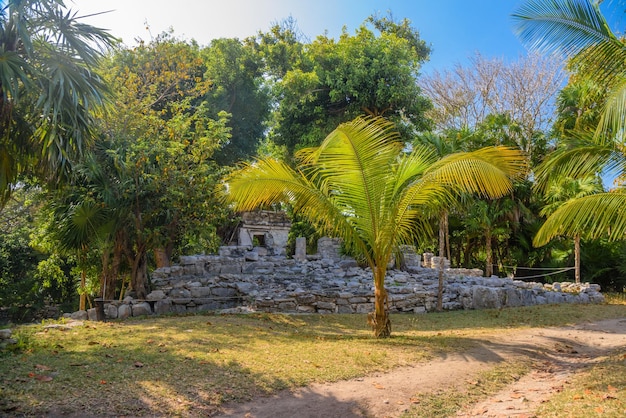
<box><xmin>0</xmin><ymin>187</ymin><xmax>79</xmax><ymax>320</ymax></box>
<box><xmin>202</xmin><ymin>38</ymin><xmax>271</xmax><ymax>165</ymax></box>
<box><xmin>257</xmin><ymin>15</ymin><xmax>432</xmax><ymax>153</ymax></box>
<box><xmin>0</xmin><ymin>0</ymin><xmax>115</xmax><ymax>203</ymax></box>
<box><xmin>224</xmin><ymin>116</ymin><xmax>525</xmax><ymax>336</ymax></box>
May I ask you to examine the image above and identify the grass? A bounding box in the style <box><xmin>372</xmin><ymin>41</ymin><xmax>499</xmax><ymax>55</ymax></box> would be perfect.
<box><xmin>0</xmin><ymin>302</ymin><xmax>625</xmax><ymax>416</ymax></box>
<box><xmin>535</xmin><ymin>350</ymin><xmax>626</xmax><ymax>417</ymax></box>
<box><xmin>401</xmin><ymin>361</ymin><xmax>532</xmax><ymax>418</ymax></box>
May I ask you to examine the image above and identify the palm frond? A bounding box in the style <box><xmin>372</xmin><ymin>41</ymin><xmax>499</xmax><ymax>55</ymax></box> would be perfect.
<box><xmin>599</xmin><ymin>78</ymin><xmax>626</xmax><ymax>143</ymax></box>
<box><xmin>425</xmin><ymin>146</ymin><xmax>527</xmax><ymax>198</ymax></box>
<box><xmin>533</xmin><ymin>130</ymin><xmax>618</xmax><ymax>191</ymax></box>
<box><xmin>512</xmin><ymin>0</ymin><xmax>618</xmax><ymax>57</ymax></box>
<box><xmin>534</xmin><ymin>192</ymin><xmax>626</xmax><ymax>246</ymax></box>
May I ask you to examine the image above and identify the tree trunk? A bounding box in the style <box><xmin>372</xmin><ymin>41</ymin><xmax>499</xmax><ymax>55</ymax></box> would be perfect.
<box><xmin>131</xmin><ymin>250</ymin><xmax>148</xmax><ymax>300</ymax></box>
<box><xmin>79</xmin><ymin>269</ymin><xmax>86</xmax><ymax>311</ymax></box>
<box><xmin>154</xmin><ymin>247</ymin><xmax>170</xmax><ymax>268</ymax></box>
<box><xmin>485</xmin><ymin>228</ymin><xmax>493</xmax><ymax>277</ymax></box>
<box><xmin>437</xmin><ymin>211</ymin><xmax>446</xmax><ymax>311</ymax></box>
<box><xmin>367</xmin><ymin>265</ymin><xmax>391</xmax><ymax>338</ymax></box>
<box><xmin>574</xmin><ymin>234</ymin><xmax>581</xmax><ymax>284</ymax></box>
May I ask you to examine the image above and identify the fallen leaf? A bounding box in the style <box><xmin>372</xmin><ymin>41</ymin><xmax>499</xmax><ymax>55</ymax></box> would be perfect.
<box><xmin>27</xmin><ymin>372</ymin><xmax>35</xmax><ymax>378</ymax></box>
<box><xmin>35</xmin><ymin>375</ymin><xmax>53</xmax><ymax>382</ymax></box>
<box><xmin>105</xmin><ymin>354</ymin><xmax>114</xmax><ymax>358</ymax></box>
<box><xmin>409</xmin><ymin>397</ymin><xmax>420</xmax><ymax>404</ymax></box>
<box><xmin>603</xmin><ymin>393</ymin><xmax>617</xmax><ymax>400</ymax></box>
<box><xmin>35</xmin><ymin>364</ymin><xmax>51</xmax><ymax>371</ymax></box>
<box><xmin>595</xmin><ymin>407</ymin><xmax>604</xmax><ymax>413</ymax></box>
<box><xmin>466</xmin><ymin>380</ymin><xmax>479</xmax><ymax>385</ymax></box>
<box><xmin>573</xmin><ymin>394</ymin><xmax>584</xmax><ymax>400</ymax></box>
<box><xmin>134</xmin><ymin>361</ymin><xmax>144</xmax><ymax>368</ymax></box>
<box><xmin>584</xmin><ymin>389</ymin><xmax>592</xmax><ymax>395</ymax></box>
<box><xmin>608</xmin><ymin>384</ymin><xmax>618</xmax><ymax>392</ymax></box>
<box><xmin>373</xmin><ymin>383</ymin><xmax>385</xmax><ymax>389</ymax></box>
<box><xmin>88</xmin><ymin>341</ymin><xmax>99</xmax><ymax>345</ymax></box>
<box><xmin>207</xmin><ymin>321</ymin><xmax>212</xmax><ymax>326</ymax></box>
<box><xmin>146</xmin><ymin>339</ymin><xmax>154</xmax><ymax>344</ymax></box>
<box><xmin>100</xmin><ymin>380</ymin><xmax>107</xmax><ymax>384</ymax></box>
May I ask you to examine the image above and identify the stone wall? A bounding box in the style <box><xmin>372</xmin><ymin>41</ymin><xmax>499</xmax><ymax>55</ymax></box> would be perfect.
<box><xmin>73</xmin><ymin>241</ymin><xmax>604</xmax><ymax>320</ymax></box>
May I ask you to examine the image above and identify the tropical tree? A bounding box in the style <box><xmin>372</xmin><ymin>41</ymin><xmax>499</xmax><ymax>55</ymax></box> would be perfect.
<box><xmin>513</xmin><ymin>0</ymin><xmax>626</xmax><ymax>250</ymax></box>
<box><xmin>0</xmin><ymin>0</ymin><xmax>114</xmax><ymax>204</ymax></box>
<box><xmin>541</xmin><ymin>175</ymin><xmax>603</xmax><ymax>282</ymax></box>
<box><xmin>260</xmin><ymin>15</ymin><xmax>432</xmax><ymax>153</ymax></box>
<box><xmin>223</xmin><ymin>117</ymin><xmax>526</xmax><ymax>337</ymax></box>
<box><xmin>202</xmin><ymin>38</ymin><xmax>271</xmax><ymax>166</ymax></box>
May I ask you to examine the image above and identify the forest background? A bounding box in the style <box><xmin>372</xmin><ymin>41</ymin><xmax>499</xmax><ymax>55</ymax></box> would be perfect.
<box><xmin>0</xmin><ymin>0</ymin><xmax>624</xmax><ymax>321</ymax></box>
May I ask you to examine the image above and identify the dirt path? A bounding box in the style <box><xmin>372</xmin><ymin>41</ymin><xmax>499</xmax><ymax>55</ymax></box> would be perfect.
<box><xmin>215</xmin><ymin>317</ymin><xmax>626</xmax><ymax>418</ymax></box>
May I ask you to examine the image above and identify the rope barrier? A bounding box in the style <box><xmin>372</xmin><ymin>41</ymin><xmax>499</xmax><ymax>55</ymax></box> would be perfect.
<box><xmin>491</xmin><ymin>265</ymin><xmax>576</xmax><ymax>280</ymax></box>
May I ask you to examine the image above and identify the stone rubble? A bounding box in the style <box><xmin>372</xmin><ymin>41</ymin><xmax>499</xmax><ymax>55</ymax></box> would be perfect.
<box><xmin>0</xmin><ymin>327</ymin><xmax>17</xmax><ymax>350</ymax></box>
<box><xmin>66</xmin><ymin>240</ymin><xmax>604</xmax><ymax>320</ymax></box>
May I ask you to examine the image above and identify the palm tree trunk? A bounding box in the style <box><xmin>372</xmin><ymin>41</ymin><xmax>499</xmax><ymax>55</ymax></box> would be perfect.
<box><xmin>437</xmin><ymin>211</ymin><xmax>446</xmax><ymax>311</ymax></box>
<box><xmin>485</xmin><ymin>228</ymin><xmax>493</xmax><ymax>277</ymax></box>
<box><xmin>574</xmin><ymin>234</ymin><xmax>581</xmax><ymax>284</ymax></box>
<box><xmin>367</xmin><ymin>265</ymin><xmax>391</xmax><ymax>338</ymax></box>
<box><xmin>79</xmin><ymin>269</ymin><xmax>86</xmax><ymax>311</ymax></box>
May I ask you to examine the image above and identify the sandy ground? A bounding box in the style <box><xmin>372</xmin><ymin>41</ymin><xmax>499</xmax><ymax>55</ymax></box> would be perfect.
<box><xmin>215</xmin><ymin>317</ymin><xmax>626</xmax><ymax>418</ymax></box>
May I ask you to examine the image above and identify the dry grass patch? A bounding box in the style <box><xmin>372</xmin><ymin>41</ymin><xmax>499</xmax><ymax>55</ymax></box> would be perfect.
<box><xmin>535</xmin><ymin>350</ymin><xmax>626</xmax><ymax>417</ymax></box>
<box><xmin>0</xmin><ymin>302</ymin><xmax>624</xmax><ymax>416</ymax></box>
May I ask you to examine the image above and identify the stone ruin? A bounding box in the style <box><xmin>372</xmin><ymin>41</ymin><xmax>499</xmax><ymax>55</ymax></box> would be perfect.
<box><xmin>66</xmin><ymin>237</ymin><xmax>605</xmax><ymax>321</ymax></box>
<box><xmin>235</xmin><ymin>210</ymin><xmax>291</xmax><ymax>255</ymax></box>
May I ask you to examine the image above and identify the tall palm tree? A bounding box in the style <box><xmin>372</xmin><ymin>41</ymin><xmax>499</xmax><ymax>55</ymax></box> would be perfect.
<box><xmin>223</xmin><ymin>116</ymin><xmax>525</xmax><ymax>337</ymax></box>
<box><xmin>0</xmin><ymin>0</ymin><xmax>114</xmax><ymax>204</ymax></box>
<box><xmin>513</xmin><ymin>1</ymin><xmax>626</xmax><ymax>247</ymax></box>
<box><xmin>541</xmin><ymin>176</ymin><xmax>604</xmax><ymax>283</ymax></box>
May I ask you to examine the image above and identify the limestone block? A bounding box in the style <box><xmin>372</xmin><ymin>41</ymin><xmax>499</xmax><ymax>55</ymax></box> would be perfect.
<box><xmin>503</xmin><ymin>288</ymin><xmax>523</xmax><ymax>307</ymax></box>
<box><xmin>117</xmin><ymin>304</ymin><xmax>131</xmax><ymax>320</ymax></box>
<box><xmin>70</xmin><ymin>310</ymin><xmax>88</xmax><ymax>320</ymax></box>
<box><xmin>131</xmin><ymin>302</ymin><xmax>152</xmax><ymax>317</ymax></box>
<box><xmin>278</xmin><ymin>300</ymin><xmax>297</xmax><ymax>311</ymax></box>
<box><xmin>169</xmin><ymin>288</ymin><xmax>191</xmax><ymax>298</ymax></box>
<box><xmin>220</xmin><ymin>263</ymin><xmax>243</xmax><ymax>274</ymax></box>
<box><xmin>245</xmin><ymin>251</ymin><xmax>260</xmax><ymax>261</ymax></box>
<box><xmin>154</xmin><ymin>299</ymin><xmax>172</xmax><ymax>315</ymax></box>
<box><xmin>146</xmin><ymin>290</ymin><xmax>166</xmax><ymax>301</ymax></box>
<box><xmin>235</xmin><ymin>282</ymin><xmax>258</xmax><ymax>294</ymax></box>
<box><xmin>0</xmin><ymin>329</ymin><xmax>12</xmax><ymax>339</ymax></box>
<box><xmin>472</xmin><ymin>286</ymin><xmax>502</xmax><ymax>309</ymax></box>
<box><xmin>355</xmin><ymin>303</ymin><xmax>374</xmax><ymax>314</ymax></box>
<box><xmin>316</xmin><ymin>301</ymin><xmax>336</xmax><ymax>311</ymax></box>
<box><xmin>212</xmin><ymin>287</ymin><xmax>238</xmax><ymax>298</ymax></box>
<box><xmin>104</xmin><ymin>304</ymin><xmax>118</xmax><ymax>319</ymax></box>
<box><xmin>190</xmin><ymin>287</ymin><xmax>212</xmax><ymax>298</ymax></box>
<box><xmin>338</xmin><ymin>305</ymin><xmax>355</xmax><ymax>313</ymax></box>
<box><xmin>294</xmin><ymin>237</ymin><xmax>307</xmax><ymax>261</ymax></box>
<box><xmin>296</xmin><ymin>294</ymin><xmax>316</xmax><ymax>304</ymax></box>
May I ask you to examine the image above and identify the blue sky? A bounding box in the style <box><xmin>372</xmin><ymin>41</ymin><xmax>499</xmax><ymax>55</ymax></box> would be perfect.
<box><xmin>71</xmin><ymin>0</ymin><xmax>531</xmax><ymax>74</ymax></box>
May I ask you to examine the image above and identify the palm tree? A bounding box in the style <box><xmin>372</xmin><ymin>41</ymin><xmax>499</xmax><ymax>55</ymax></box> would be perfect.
<box><xmin>223</xmin><ymin>116</ymin><xmax>525</xmax><ymax>337</ymax></box>
<box><xmin>541</xmin><ymin>176</ymin><xmax>604</xmax><ymax>283</ymax></box>
<box><xmin>0</xmin><ymin>0</ymin><xmax>114</xmax><ymax>204</ymax></box>
<box><xmin>513</xmin><ymin>0</ymin><xmax>625</xmax><ymax>140</ymax></box>
<box><xmin>513</xmin><ymin>1</ymin><xmax>626</xmax><ymax>248</ymax></box>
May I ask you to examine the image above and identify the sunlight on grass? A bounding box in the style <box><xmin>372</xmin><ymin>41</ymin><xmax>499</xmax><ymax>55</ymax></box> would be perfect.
<box><xmin>401</xmin><ymin>361</ymin><xmax>532</xmax><ymax>417</ymax></box>
<box><xmin>535</xmin><ymin>350</ymin><xmax>626</xmax><ymax>417</ymax></box>
<box><xmin>1</xmin><ymin>303</ymin><xmax>625</xmax><ymax>416</ymax></box>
